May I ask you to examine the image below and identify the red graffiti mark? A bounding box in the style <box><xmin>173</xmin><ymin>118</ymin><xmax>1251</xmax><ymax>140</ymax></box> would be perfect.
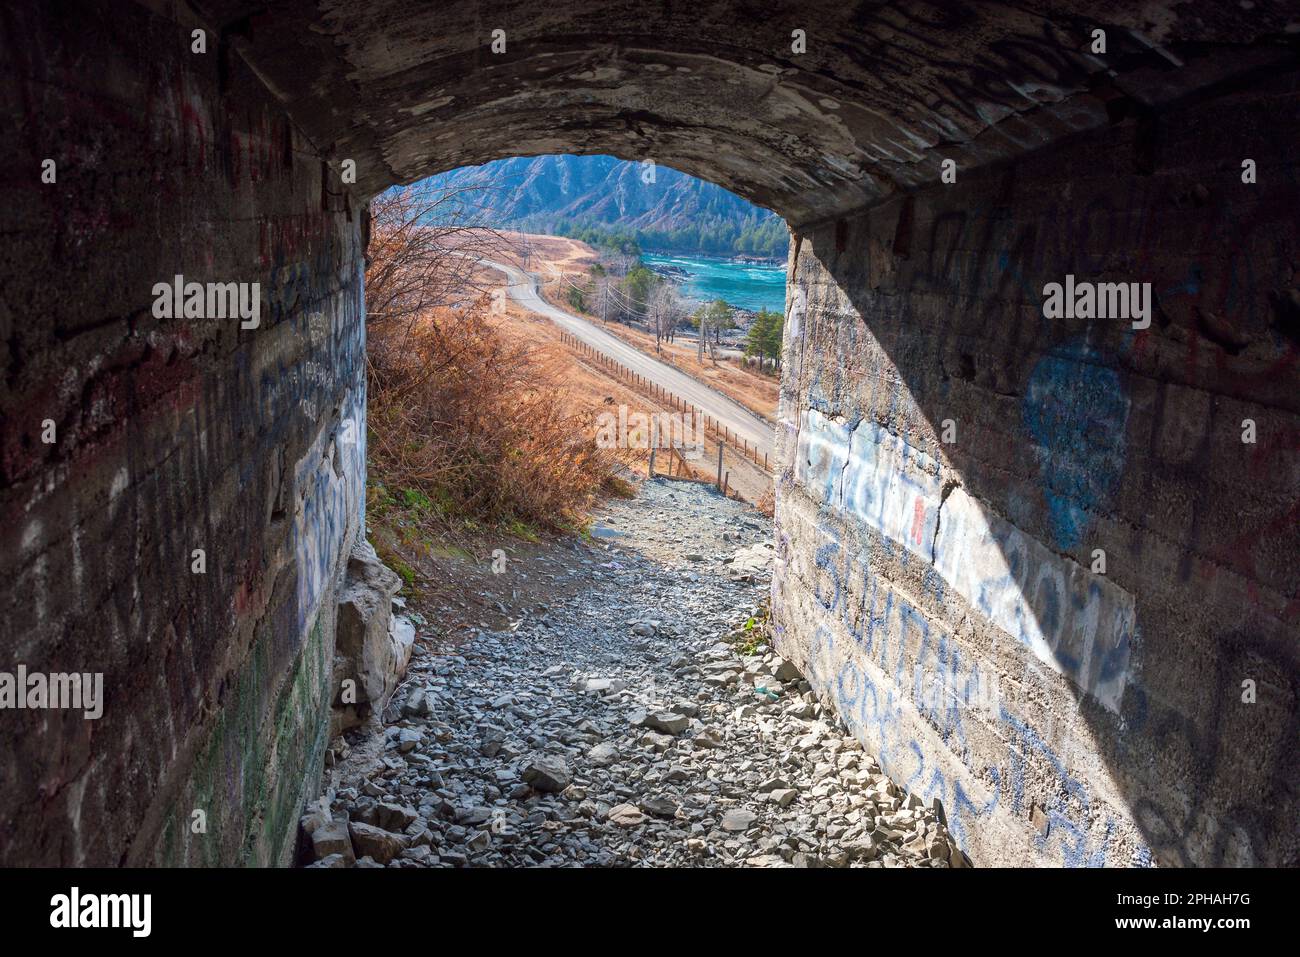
<box><xmin>171</xmin><ymin>63</ymin><xmax>209</xmax><ymax>177</ymax></box>
<box><xmin>1131</xmin><ymin>329</ymin><xmax>1153</xmax><ymax>363</ymax></box>
<box><xmin>912</xmin><ymin>496</ymin><xmax>925</xmax><ymax>545</ymax></box>
<box><xmin>1249</xmin><ymin>428</ymin><xmax>1300</xmax><ymax>478</ymax></box>
<box><xmin>0</xmin><ymin>331</ymin><xmax>200</xmax><ymax>498</ymax></box>
<box><xmin>232</xmin><ymin>552</ymin><xmax>267</xmax><ymax>622</ymax></box>
<box><xmin>230</xmin><ymin>129</ymin><xmax>243</xmax><ymax>184</ymax></box>
<box><xmin>258</xmin><ymin>211</ymin><xmax>335</xmax><ymax>268</ymax></box>
<box><xmin>1199</xmin><ymin>496</ymin><xmax>1300</xmax><ymax>618</ymax></box>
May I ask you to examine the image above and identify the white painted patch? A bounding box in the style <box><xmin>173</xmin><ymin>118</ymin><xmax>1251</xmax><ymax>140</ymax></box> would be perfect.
<box><xmin>934</xmin><ymin>487</ymin><xmax>1135</xmax><ymax>712</ymax></box>
<box><xmin>21</xmin><ymin>517</ymin><xmax>42</xmax><ymax>552</ymax></box>
<box><xmin>109</xmin><ymin>466</ymin><xmax>129</xmax><ymax>501</ymax></box>
<box><xmin>795</xmin><ymin>408</ymin><xmax>939</xmax><ymax>561</ymax></box>
<box><xmin>792</xmin><ymin>409</ymin><xmax>1135</xmax><ymax>711</ymax></box>
<box><xmin>292</xmin><ymin>386</ymin><xmax>366</xmax><ymax>632</ymax></box>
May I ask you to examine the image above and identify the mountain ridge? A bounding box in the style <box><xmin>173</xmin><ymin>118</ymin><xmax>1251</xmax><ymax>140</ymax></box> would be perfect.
<box><xmin>423</xmin><ymin>155</ymin><xmax>787</xmax><ymax>257</ymax></box>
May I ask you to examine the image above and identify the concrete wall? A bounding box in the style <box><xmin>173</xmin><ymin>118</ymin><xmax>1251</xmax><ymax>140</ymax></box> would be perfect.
<box><xmin>773</xmin><ymin>72</ymin><xmax>1300</xmax><ymax>867</ymax></box>
<box><xmin>0</xmin><ymin>2</ymin><xmax>365</xmax><ymax>864</ymax></box>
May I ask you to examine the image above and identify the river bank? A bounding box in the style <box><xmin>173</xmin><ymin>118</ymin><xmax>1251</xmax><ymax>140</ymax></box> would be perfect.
<box><xmin>642</xmin><ymin>252</ymin><xmax>785</xmax><ymax>313</ymax></box>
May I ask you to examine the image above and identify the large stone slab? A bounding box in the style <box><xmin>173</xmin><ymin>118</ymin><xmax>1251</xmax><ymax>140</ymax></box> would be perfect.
<box><xmin>331</xmin><ymin>540</ymin><xmax>413</xmax><ymax>735</ymax></box>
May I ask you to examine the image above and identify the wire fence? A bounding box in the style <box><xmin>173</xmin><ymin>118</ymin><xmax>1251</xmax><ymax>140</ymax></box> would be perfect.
<box><xmin>558</xmin><ymin>329</ymin><xmax>772</xmax><ymax>474</ymax></box>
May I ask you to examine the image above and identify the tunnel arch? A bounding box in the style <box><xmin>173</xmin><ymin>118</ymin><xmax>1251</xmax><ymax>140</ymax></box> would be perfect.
<box><xmin>212</xmin><ymin>0</ymin><xmax>1293</xmax><ymax>223</ymax></box>
<box><xmin>1</xmin><ymin>0</ymin><xmax>1297</xmax><ymax>868</ymax></box>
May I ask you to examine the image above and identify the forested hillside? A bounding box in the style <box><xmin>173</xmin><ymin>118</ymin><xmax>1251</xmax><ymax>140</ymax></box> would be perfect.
<box><xmin>423</xmin><ymin>154</ymin><xmax>787</xmax><ymax>257</ymax></box>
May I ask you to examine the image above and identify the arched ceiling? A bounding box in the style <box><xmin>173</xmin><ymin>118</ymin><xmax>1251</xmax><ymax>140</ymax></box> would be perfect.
<box><xmin>197</xmin><ymin>0</ymin><xmax>1298</xmax><ymax>224</ymax></box>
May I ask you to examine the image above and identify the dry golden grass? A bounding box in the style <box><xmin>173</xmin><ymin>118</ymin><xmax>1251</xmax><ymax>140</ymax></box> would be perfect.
<box><xmin>367</xmin><ymin>296</ymin><xmax>626</xmax><ymax>536</ymax></box>
<box><xmin>484</xmin><ymin>289</ymin><xmax>773</xmax><ymax>505</ymax></box>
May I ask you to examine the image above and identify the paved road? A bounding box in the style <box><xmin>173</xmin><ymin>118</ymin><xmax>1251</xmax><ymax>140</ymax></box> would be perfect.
<box><xmin>483</xmin><ymin>259</ymin><xmax>776</xmax><ymax>461</ymax></box>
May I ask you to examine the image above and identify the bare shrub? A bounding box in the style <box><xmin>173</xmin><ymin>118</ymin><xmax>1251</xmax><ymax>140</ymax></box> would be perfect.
<box><xmin>365</xmin><ymin>182</ymin><xmax>503</xmax><ymax>330</ymax></box>
<box><xmin>367</xmin><ymin>300</ymin><xmax>621</xmax><ymax>533</ymax></box>
<box><xmin>364</xmin><ymin>182</ymin><xmax>628</xmax><ymax>536</ymax></box>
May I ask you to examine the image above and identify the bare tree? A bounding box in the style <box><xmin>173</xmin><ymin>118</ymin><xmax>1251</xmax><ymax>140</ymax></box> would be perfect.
<box><xmin>648</xmin><ymin>283</ymin><xmax>687</xmax><ymax>352</ymax></box>
<box><xmin>365</xmin><ymin>182</ymin><xmax>509</xmax><ymax>326</ymax></box>
<box><xmin>365</xmin><ymin>182</ymin><xmax>512</xmax><ymax>384</ymax></box>
<box><xmin>695</xmin><ymin>299</ymin><xmax>730</xmax><ymax>365</ymax></box>
<box><xmin>605</xmin><ymin>252</ymin><xmax>637</xmax><ymax>278</ymax></box>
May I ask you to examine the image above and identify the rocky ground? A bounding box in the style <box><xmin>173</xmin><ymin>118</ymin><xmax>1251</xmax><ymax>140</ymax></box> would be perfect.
<box><xmin>302</xmin><ymin>478</ymin><xmax>969</xmax><ymax>868</ymax></box>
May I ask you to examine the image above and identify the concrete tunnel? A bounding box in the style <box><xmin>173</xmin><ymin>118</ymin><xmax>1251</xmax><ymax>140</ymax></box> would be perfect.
<box><xmin>0</xmin><ymin>0</ymin><xmax>1297</xmax><ymax>868</ymax></box>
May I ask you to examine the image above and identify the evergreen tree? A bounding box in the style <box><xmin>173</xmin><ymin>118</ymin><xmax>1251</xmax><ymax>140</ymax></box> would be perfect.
<box><xmin>745</xmin><ymin>308</ymin><xmax>785</xmax><ymax>371</ymax></box>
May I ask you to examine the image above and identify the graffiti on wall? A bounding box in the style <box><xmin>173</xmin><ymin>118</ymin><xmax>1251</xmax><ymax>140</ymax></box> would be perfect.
<box><xmin>771</xmin><ymin>503</ymin><xmax>1140</xmax><ymax>866</ymax></box>
<box><xmin>791</xmin><ymin>406</ymin><xmax>1137</xmax><ymax>711</ymax></box>
<box><xmin>794</xmin><ymin>409</ymin><xmax>941</xmax><ymax>562</ymax></box>
<box><xmin>771</xmin><ymin>82</ymin><xmax>1300</xmax><ymax>866</ymax></box>
<box><xmin>935</xmin><ymin>486</ymin><xmax>1135</xmax><ymax>712</ymax></box>
<box><xmin>1022</xmin><ymin>339</ymin><xmax>1131</xmax><ymax>551</ymax></box>
<box><xmin>290</xmin><ymin>262</ymin><xmax>367</xmax><ymax>636</ymax></box>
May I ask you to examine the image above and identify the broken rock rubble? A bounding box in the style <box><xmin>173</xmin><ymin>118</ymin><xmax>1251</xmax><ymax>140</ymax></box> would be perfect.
<box><xmin>303</xmin><ymin>480</ymin><xmax>969</xmax><ymax>868</ymax></box>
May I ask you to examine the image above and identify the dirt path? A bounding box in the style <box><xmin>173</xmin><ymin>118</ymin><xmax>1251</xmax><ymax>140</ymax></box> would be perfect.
<box><xmin>306</xmin><ymin>481</ymin><xmax>968</xmax><ymax>869</ymax></box>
